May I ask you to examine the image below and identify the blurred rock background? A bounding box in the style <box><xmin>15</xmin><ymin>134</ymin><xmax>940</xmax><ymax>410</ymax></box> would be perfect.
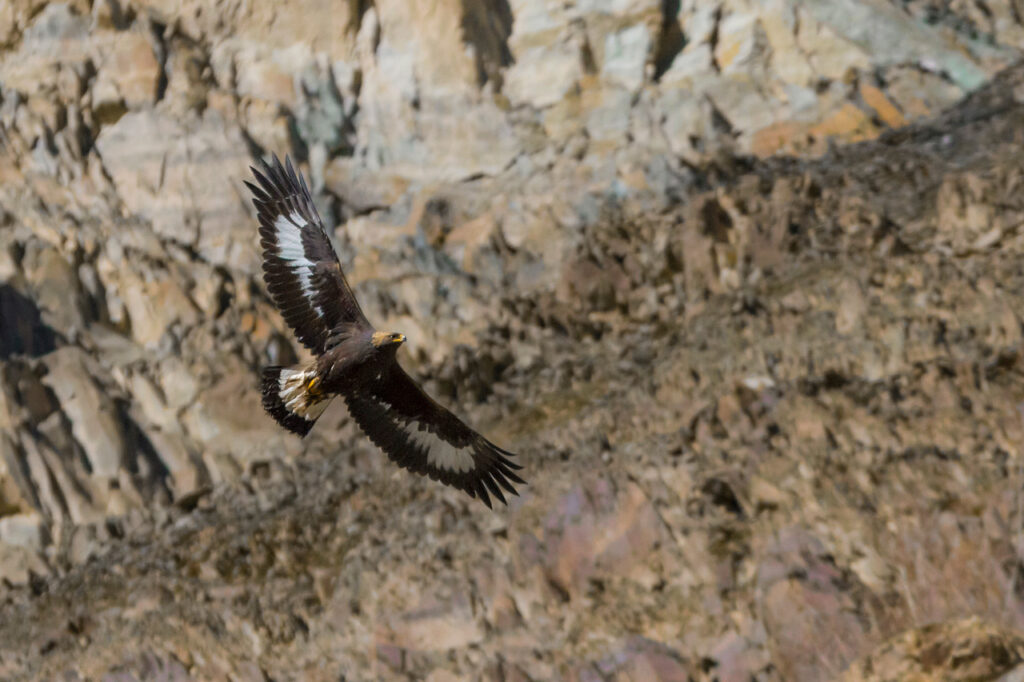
<box><xmin>1</xmin><ymin>0</ymin><xmax>1024</xmax><ymax>679</ymax></box>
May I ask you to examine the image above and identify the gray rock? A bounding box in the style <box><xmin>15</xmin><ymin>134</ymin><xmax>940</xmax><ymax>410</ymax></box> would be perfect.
<box><xmin>95</xmin><ymin>109</ymin><xmax>259</xmax><ymax>273</ymax></box>
<box><xmin>0</xmin><ymin>1</ymin><xmax>1023</xmax><ymax>678</ymax></box>
<box><xmin>41</xmin><ymin>347</ymin><xmax>125</xmax><ymax>479</ymax></box>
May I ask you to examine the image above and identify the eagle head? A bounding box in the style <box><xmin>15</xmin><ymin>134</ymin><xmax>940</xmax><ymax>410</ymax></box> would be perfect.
<box><xmin>371</xmin><ymin>331</ymin><xmax>406</xmax><ymax>348</ymax></box>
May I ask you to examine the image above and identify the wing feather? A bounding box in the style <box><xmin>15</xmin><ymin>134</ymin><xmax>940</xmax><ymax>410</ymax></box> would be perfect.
<box><xmin>247</xmin><ymin>154</ymin><xmax>369</xmax><ymax>355</ymax></box>
<box><xmin>343</xmin><ymin>366</ymin><xmax>525</xmax><ymax>508</ymax></box>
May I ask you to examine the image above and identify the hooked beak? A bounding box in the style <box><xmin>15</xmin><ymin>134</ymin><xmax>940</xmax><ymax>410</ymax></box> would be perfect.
<box><xmin>372</xmin><ymin>331</ymin><xmax>406</xmax><ymax>348</ymax></box>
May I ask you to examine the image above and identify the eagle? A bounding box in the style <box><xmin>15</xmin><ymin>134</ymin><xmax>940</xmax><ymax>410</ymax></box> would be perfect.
<box><xmin>245</xmin><ymin>155</ymin><xmax>524</xmax><ymax>507</ymax></box>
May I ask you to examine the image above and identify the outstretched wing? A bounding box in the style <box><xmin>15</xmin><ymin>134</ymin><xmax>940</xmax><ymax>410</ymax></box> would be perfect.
<box><xmin>245</xmin><ymin>155</ymin><xmax>369</xmax><ymax>355</ymax></box>
<box><xmin>343</xmin><ymin>366</ymin><xmax>525</xmax><ymax>508</ymax></box>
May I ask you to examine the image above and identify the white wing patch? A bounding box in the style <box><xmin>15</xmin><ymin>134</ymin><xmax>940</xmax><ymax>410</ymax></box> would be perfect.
<box><xmin>273</xmin><ymin>212</ymin><xmax>324</xmax><ymax>319</ymax></box>
<box><xmin>404</xmin><ymin>422</ymin><xmax>476</xmax><ymax>473</ymax></box>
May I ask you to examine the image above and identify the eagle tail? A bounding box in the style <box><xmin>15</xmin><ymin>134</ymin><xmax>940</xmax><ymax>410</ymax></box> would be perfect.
<box><xmin>261</xmin><ymin>365</ymin><xmax>331</xmax><ymax>437</ymax></box>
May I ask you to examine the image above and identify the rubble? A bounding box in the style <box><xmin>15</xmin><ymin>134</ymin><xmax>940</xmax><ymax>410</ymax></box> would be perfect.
<box><xmin>1</xmin><ymin>0</ymin><xmax>1023</xmax><ymax>679</ymax></box>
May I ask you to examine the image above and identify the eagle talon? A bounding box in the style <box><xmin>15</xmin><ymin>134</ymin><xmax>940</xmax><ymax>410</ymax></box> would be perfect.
<box><xmin>307</xmin><ymin>376</ymin><xmax>321</xmax><ymax>395</ymax></box>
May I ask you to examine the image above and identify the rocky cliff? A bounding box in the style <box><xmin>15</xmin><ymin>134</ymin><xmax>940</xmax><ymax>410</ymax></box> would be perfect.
<box><xmin>1</xmin><ymin>0</ymin><xmax>1024</xmax><ymax>680</ymax></box>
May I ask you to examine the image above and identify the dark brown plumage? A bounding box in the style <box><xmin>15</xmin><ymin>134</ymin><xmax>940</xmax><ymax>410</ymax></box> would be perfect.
<box><xmin>246</xmin><ymin>155</ymin><xmax>524</xmax><ymax>507</ymax></box>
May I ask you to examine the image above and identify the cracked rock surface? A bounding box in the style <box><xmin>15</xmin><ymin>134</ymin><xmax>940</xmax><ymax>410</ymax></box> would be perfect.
<box><xmin>1</xmin><ymin>0</ymin><xmax>1024</xmax><ymax>680</ymax></box>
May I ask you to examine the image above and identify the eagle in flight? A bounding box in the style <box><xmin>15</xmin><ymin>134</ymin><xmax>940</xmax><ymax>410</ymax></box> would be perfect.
<box><xmin>246</xmin><ymin>155</ymin><xmax>524</xmax><ymax>507</ymax></box>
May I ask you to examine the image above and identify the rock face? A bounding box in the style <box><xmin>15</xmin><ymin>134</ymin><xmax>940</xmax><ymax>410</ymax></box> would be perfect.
<box><xmin>1</xmin><ymin>0</ymin><xmax>1024</xmax><ymax>680</ymax></box>
<box><xmin>840</xmin><ymin>618</ymin><xmax>1024</xmax><ymax>682</ymax></box>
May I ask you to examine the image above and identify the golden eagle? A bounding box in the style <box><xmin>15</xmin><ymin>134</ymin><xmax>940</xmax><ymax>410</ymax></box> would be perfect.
<box><xmin>246</xmin><ymin>156</ymin><xmax>524</xmax><ymax>507</ymax></box>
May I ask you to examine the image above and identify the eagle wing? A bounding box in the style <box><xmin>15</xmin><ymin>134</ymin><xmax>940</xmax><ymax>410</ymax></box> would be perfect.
<box><xmin>246</xmin><ymin>155</ymin><xmax>369</xmax><ymax>355</ymax></box>
<box><xmin>343</xmin><ymin>366</ymin><xmax>525</xmax><ymax>508</ymax></box>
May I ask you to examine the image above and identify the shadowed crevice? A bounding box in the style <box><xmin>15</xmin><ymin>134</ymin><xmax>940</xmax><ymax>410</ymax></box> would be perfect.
<box><xmin>461</xmin><ymin>0</ymin><xmax>515</xmax><ymax>89</ymax></box>
<box><xmin>0</xmin><ymin>285</ymin><xmax>57</xmax><ymax>360</ymax></box>
<box><xmin>653</xmin><ymin>0</ymin><xmax>686</xmax><ymax>81</ymax></box>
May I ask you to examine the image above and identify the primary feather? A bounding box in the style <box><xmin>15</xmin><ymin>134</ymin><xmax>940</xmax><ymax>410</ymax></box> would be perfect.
<box><xmin>248</xmin><ymin>155</ymin><xmax>525</xmax><ymax>507</ymax></box>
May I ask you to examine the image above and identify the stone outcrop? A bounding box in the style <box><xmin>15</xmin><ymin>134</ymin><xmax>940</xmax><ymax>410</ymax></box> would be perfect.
<box><xmin>1</xmin><ymin>0</ymin><xmax>1024</xmax><ymax>679</ymax></box>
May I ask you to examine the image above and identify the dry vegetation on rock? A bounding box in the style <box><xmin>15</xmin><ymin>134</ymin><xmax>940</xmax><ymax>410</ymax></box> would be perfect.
<box><xmin>1</xmin><ymin>0</ymin><xmax>1024</xmax><ymax>680</ymax></box>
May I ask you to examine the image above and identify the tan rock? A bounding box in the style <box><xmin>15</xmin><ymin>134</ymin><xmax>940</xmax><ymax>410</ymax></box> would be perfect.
<box><xmin>0</xmin><ymin>3</ymin><xmax>90</xmax><ymax>94</ymax></box>
<box><xmin>374</xmin><ymin>0</ymin><xmax>482</xmax><ymax>92</ymax></box>
<box><xmin>504</xmin><ymin>39</ymin><xmax>583</xmax><ymax>108</ymax></box>
<box><xmin>601</xmin><ymin>23</ymin><xmax>652</xmax><ymax>91</ymax></box>
<box><xmin>181</xmin><ymin>366</ymin><xmax>301</xmax><ymax>466</ymax></box>
<box><xmin>156</xmin><ymin>356</ymin><xmax>199</xmax><ymax>410</ymax></box>
<box><xmin>750</xmin><ymin>120</ymin><xmax>801</xmax><ymax>157</ymax></box>
<box><xmin>0</xmin><ymin>539</ymin><xmax>48</xmax><ymax>586</ymax></box>
<box><xmin>537</xmin><ymin>479</ymin><xmax>665</xmax><ymax>598</ymax></box>
<box><xmin>834</xmin><ymin>277</ymin><xmax>867</xmax><ymax>336</ymax></box>
<box><xmin>40</xmin><ymin>349</ymin><xmax>124</xmax><ymax>482</ymax></box>
<box><xmin>714</xmin><ymin>10</ymin><xmax>764</xmax><ymax>72</ymax></box>
<box><xmin>163</xmin><ymin>40</ymin><xmax>211</xmax><ymax>115</ymax></box>
<box><xmin>118</xmin><ymin>268</ymin><xmax>199</xmax><ymax>347</ymax></box>
<box><xmin>749</xmin><ymin>475</ymin><xmax>787</xmax><ymax>510</ymax></box>
<box><xmin>126</xmin><ymin>371</ymin><xmax>178</xmax><ymax>433</ymax></box>
<box><xmin>582</xmin><ymin>85</ymin><xmax>633</xmax><ymax>147</ymax></box>
<box><xmin>324</xmin><ymin>158</ymin><xmax>410</xmax><ymax>215</ymax></box>
<box><xmin>235</xmin><ymin>98</ymin><xmax>289</xmax><ymax>158</ymax></box>
<box><xmin>0</xmin><ymin>432</ymin><xmax>33</xmax><ymax>515</ymax></box>
<box><xmin>382</xmin><ymin>597</ymin><xmax>484</xmax><ymax>652</ymax></box>
<box><xmin>92</xmin><ymin>29</ymin><xmax>161</xmax><ymax>111</ymax></box>
<box><xmin>0</xmin><ymin>512</ymin><xmax>44</xmax><ymax>550</ymax></box>
<box><xmin>444</xmin><ymin>211</ymin><xmax>498</xmax><ymax>274</ymax></box>
<box><xmin>95</xmin><ymin>109</ymin><xmax>258</xmax><ymax>271</ymax></box>
<box><xmin>799</xmin><ymin>0</ymin><xmax>991</xmax><ymax>90</ymax></box>
<box><xmin>230</xmin><ymin>42</ymin><xmax>307</xmax><ymax>107</ymax></box>
<box><xmin>807</xmin><ymin>101</ymin><xmax>877</xmax><ymax>145</ymax></box>
<box><xmin>859</xmin><ymin>82</ymin><xmax>906</xmax><ymax>127</ymax></box>
<box><xmin>21</xmin><ymin>245</ymin><xmax>84</xmax><ymax>335</ymax></box>
<box><xmin>840</xmin><ymin>618</ymin><xmax>1024</xmax><ymax>682</ymax></box>
<box><xmin>140</xmin><ymin>427</ymin><xmax>205</xmax><ymax>500</ymax></box>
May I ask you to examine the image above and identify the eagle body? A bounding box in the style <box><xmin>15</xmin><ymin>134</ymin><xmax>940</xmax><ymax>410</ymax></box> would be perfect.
<box><xmin>247</xmin><ymin>156</ymin><xmax>523</xmax><ymax>507</ymax></box>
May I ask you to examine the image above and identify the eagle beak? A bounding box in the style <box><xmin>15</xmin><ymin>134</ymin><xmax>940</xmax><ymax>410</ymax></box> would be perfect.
<box><xmin>393</xmin><ymin>333</ymin><xmax>406</xmax><ymax>345</ymax></box>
